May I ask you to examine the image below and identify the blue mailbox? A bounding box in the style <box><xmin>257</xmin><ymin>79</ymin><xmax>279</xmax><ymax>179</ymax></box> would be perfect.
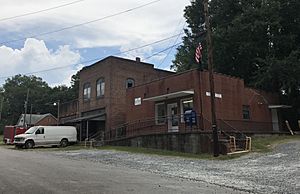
<box><xmin>184</xmin><ymin>110</ymin><xmax>197</xmax><ymax>127</ymax></box>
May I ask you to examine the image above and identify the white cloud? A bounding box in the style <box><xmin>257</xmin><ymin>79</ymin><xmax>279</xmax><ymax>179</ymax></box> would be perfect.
<box><xmin>0</xmin><ymin>38</ymin><xmax>81</xmax><ymax>86</ymax></box>
<box><xmin>0</xmin><ymin>0</ymin><xmax>191</xmax><ymax>85</ymax></box>
<box><xmin>0</xmin><ymin>0</ymin><xmax>189</xmax><ymax>48</ymax></box>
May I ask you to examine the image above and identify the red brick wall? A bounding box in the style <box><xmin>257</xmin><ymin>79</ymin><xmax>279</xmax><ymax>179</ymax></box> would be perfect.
<box><xmin>126</xmin><ymin>70</ymin><xmax>198</xmax><ymax>123</ymax></box>
<box><xmin>126</xmin><ymin>69</ymin><xmax>278</xmax><ymax>132</ymax></box>
<box><xmin>78</xmin><ymin>56</ymin><xmax>173</xmax><ymax>130</ymax></box>
<box><xmin>36</xmin><ymin>115</ymin><xmax>57</xmax><ymax>126</ymax></box>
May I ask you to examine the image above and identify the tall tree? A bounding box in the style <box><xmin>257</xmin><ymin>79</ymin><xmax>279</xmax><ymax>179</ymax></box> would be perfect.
<box><xmin>0</xmin><ymin>72</ymin><xmax>81</xmax><ymax>129</ymax></box>
<box><xmin>174</xmin><ymin>0</ymin><xmax>300</xmax><ymax>118</ymax></box>
<box><xmin>2</xmin><ymin>75</ymin><xmax>51</xmax><ymax>125</ymax></box>
<box><xmin>70</xmin><ymin>71</ymin><xmax>80</xmax><ymax>99</ymax></box>
<box><xmin>172</xmin><ymin>0</ymin><xmax>207</xmax><ymax>71</ymax></box>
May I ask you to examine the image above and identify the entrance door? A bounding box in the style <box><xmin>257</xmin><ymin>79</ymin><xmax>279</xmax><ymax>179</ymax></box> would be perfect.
<box><xmin>167</xmin><ymin>103</ymin><xmax>179</xmax><ymax>132</ymax></box>
<box><xmin>271</xmin><ymin>109</ymin><xmax>279</xmax><ymax>132</ymax></box>
<box><xmin>34</xmin><ymin>127</ymin><xmax>46</xmax><ymax>145</ymax></box>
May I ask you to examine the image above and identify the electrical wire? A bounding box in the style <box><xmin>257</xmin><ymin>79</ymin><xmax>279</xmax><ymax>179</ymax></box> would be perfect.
<box><xmin>144</xmin><ymin>41</ymin><xmax>183</xmax><ymax>60</ymax></box>
<box><xmin>0</xmin><ymin>32</ymin><xmax>182</xmax><ymax>80</ymax></box>
<box><xmin>0</xmin><ymin>0</ymin><xmax>162</xmax><ymax>46</ymax></box>
<box><xmin>0</xmin><ymin>0</ymin><xmax>86</xmax><ymax>22</ymax></box>
<box><xmin>157</xmin><ymin>23</ymin><xmax>186</xmax><ymax>68</ymax></box>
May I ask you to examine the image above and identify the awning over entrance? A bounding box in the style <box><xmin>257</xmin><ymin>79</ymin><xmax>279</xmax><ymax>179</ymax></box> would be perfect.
<box><xmin>143</xmin><ymin>90</ymin><xmax>194</xmax><ymax>102</ymax></box>
<box><xmin>68</xmin><ymin>113</ymin><xmax>105</xmax><ymax>123</ymax></box>
<box><xmin>268</xmin><ymin>105</ymin><xmax>292</xmax><ymax>109</ymax></box>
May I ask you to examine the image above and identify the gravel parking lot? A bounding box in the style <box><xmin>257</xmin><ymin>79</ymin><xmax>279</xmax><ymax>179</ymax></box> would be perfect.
<box><xmin>52</xmin><ymin>141</ymin><xmax>300</xmax><ymax>194</ymax></box>
<box><xmin>1</xmin><ymin>146</ymin><xmax>245</xmax><ymax>194</ymax></box>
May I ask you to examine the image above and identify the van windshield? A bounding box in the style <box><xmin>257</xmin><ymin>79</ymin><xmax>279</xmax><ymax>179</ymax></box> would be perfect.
<box><xmin>25</xmin><ymin>127</ymin><xmax>37</xmax><ymax>134</ymax></box>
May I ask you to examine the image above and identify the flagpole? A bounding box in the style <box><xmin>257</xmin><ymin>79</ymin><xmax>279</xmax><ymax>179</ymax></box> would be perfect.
<box><xmin>203</xmin><ymin>0</ymin><xmax>219</xmax><ymax>157</ymax></box>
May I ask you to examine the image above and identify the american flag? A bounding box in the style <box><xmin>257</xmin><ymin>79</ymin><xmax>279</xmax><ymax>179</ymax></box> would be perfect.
<box><xmin>195</xmin><ymin>43</ymin><xmax>203</xmax><ymax>63</ymax></box>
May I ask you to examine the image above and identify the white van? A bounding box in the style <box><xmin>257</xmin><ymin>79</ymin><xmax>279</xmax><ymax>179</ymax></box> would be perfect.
<box><xmin>14</xmin><ymin>126</ymin><xmax>77</xmax><ymax>149</ymax></box>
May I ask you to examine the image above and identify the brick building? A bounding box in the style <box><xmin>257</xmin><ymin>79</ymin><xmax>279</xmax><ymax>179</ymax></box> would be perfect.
<box><xmin>60</xmin><ymin>55</ymin><xmax>288</xmax><ymax>152</ymax></box>
<box><xmin>60</xmin><ymin>56</ymin><xmax>172</xmax><ymax>140</ymax></box>
<box><xmin>125</xmin><ymin>69</ymin><xmax>284</xmax><ymax>134</ymax></box>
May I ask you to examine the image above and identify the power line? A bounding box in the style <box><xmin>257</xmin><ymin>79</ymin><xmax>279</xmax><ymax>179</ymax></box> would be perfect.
<box><xmin>157</xmin><ymin>23</ymin><xmax>186</xmax><ymax>68</ymax></box>
<box><xmin>0</xmin><ymin>0</ymin><xmax>162</xmax><ymax>46</ymax></box>
<box><xmin>144</xmin><ymin>41</ymin><xmax>183</xmax><ymax>60</ymax></box>
<box><xmin>0</xmin><ymin>32</ymin><xmax>182</xmax><ymax>80</ymax></box>
<box><xmin>0</xmin><ymin>0</ymin><xmax>86</xmax><ymax>22</ymax></box>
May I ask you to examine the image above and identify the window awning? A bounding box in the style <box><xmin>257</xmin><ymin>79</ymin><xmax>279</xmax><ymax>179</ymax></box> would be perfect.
<box><xmin>143</xmin><ymin>90</ymin><xmax>194</xmax><ymax>102</ymax></box>
<box><xmin>268</xmin><ymin>105</ymin><xmax>292</xmax><ymax>109</ymax></box>
<box><xmin>67</xmin><ymin>113</ymin><xmax>106</xmax><ymax>123</ymax></box>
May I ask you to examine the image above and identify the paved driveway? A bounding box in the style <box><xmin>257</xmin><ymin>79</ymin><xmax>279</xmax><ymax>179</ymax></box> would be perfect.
<box><xmin>0</xmin><ymin>146</ymin><xmax>244</xmax><ymax>194</ymax></box>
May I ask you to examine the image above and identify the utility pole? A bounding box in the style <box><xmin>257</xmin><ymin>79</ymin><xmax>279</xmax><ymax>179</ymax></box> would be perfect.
<box><xmin>23</xmin><ymin>89</ymin><xmax>29</xmax><ymax>128</ymax></box>
<box><xmin>203</xmin><ymin>0</ymin><xmax>219</xmax><ymax>157</ymax></box>
<box><xmin>54</xmin><ymin>100</ymin><xmax>60</xmax><ymax>125</ymax></box>
<box><xmin>57</xmin><ymin>100</ymin><xmax>60</xmax><ymax>126</ymax></box>
<box><xmin>0</xmin><ymin>96</ymin><xmax>4</xmax><ymax>120</ymax></box>
<box><xmin>29</xmin><ymin>104</ymin><xmax>33</xmax><ymax>127</ymax></box>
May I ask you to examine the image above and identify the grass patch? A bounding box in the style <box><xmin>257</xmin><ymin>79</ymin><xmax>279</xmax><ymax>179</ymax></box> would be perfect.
<box><xmin>96</xmin><ymin>135</ymin><xmax>300</xmax><ymax>160</ymax></box>
<box><xmin>97</xmin><ymin>146</ymin><xmax>215</xmax><ymax>160</ymax></box>
<box><xmin>96</xmin><ymin>146</ymin><xmax>250</xmax><ymax>160</ymax></box>
<box><xmin>251</xmin><ymin>135</ymin><xmax>300</xmax><ymax>153</ymax></box>
<box><xmin>4</xmin><ymin>135</ymin><xmax>299</xmax><ymax>160</ymax></box>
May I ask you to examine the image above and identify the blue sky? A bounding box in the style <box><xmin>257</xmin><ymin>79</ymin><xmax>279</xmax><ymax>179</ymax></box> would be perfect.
<box><xmin>0</xmin><ymin>0</ymin><xmax>190</xmax><ymax>87</ymax></box>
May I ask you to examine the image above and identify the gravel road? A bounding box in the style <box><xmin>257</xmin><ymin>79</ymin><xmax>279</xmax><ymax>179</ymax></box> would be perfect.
<box><xmin>52</xmin><ymin>141</ymin><xmax>300</xmax><ymax>194</ymax></box>
<box><xmin>0</xmin><ymin>146</ymin><xmax>244</xmax><ymax>194</ymax></box>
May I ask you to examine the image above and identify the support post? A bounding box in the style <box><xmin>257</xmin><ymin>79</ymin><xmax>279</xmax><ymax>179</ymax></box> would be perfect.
<box><xmin>86</xmin><ymin>120</ymin><xmax>89</xmax><ymax>140</ymax></box>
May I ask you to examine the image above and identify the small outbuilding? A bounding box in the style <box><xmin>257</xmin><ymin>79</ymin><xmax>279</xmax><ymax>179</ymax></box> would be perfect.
<box><xmin>16</xmin><ymin>113</ymin><xmax>58</xmax><ymax>127</ymax></box>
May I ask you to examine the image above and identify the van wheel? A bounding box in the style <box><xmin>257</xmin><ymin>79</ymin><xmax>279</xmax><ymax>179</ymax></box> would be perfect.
<box><xmin>60</xmin><ymin>139</ymin><xmax>68</xmax><ymax>147</ymax></box>
<box><xmin>25</xmin><ymin>140</ymin><xmax>34</xmax><ymax>149</ymax></box>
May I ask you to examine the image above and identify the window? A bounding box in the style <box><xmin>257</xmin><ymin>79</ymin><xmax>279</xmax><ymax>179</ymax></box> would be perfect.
<box><xmin>96</xmin><ymin>78</ymin><xmax>105</xmax><ymax>97</ymax></box>
<box><xmin>242</xmin><ymin>105</ymin><xmax>250</xmax><ymax>120</ymax></box>
<box><xmin>126</xmin><ymin>78</ymin><xmax>135</xmax><ymax>88</ymax></box>
<box><xmin>36</xmin><ymin>127</ymin><xmax>44</xmax><ymax>134</ymax></box>
<box><xmin>83</xmin><ymin>83</ymin><xmax>91</xmax><ymax>100</ymax></box>
<box><xmin>155</xmin><ymin>103</ymin><xmax>166</xmax><ymax>125</ymax></box>
<box><xmin>181</xmin><ymin>98</ymin><xmax>194</xmax><ymax>122</ymax></box>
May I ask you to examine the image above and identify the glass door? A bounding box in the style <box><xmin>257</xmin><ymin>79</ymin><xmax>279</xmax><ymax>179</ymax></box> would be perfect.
<box><xmin>167</xmin><ymin>103</ymin><xmax>179</xmax><ymax>132</ymax></box>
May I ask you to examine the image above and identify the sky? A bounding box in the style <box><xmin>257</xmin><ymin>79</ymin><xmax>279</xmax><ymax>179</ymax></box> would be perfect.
<box><xmin>0</xmin><ymin>0</ymin><xmax>190</xmax><ymax>87</ymax></box>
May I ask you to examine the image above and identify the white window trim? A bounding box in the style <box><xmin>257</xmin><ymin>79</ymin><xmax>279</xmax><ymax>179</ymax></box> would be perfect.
<box><xmin>180</xmin><ymin>98</ymin><xmax>194</xmax><ymax>123</ymax></box>
<box><xmin>126</xmin><ymin>78</ymin><xmax>135</xmax><ymax>88</ymax></box>
<box><xmin>96</xmin><ymin>79</ymin><xmax>105</xmax><ymax>97</ymax></box>
<box><xmin>83</xmin><ymin>83</ymin><xmax>91</xmax><ymax>100</ymax></box>
<box><xmin>155</xmin><ymin>102</ymin><xmax>165</xmax><ymax>125</ymax></box>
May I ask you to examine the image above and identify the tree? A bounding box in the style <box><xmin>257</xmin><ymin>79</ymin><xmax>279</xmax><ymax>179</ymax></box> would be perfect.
<box><xmin>70</xmin><ymin>71</ymin><xmax>80</xmax><ymax>99</ymax></box>
<box><xmin>172</xmin><ymin>0</ymin><xmax>207</xmax><ymax>71</ymax></box>
<box><xmin>2</xmin><ymin>75</ymin><xmax>51</xmax><ymax>125</ymax></box>
<box><xmin>0</xmin><ymin>72</ymin><xmax>81</xmax><ymax>128</ymax></box>
<box><xmin>174</xmin><ymin>0</ymin><xmax>300</xmax><ymax>119</ymax></box>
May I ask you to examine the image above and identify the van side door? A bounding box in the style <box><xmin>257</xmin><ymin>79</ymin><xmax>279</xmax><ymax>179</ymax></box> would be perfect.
<box><xmin>34</xmin><ymin>127</ymin><xmax>45</xmax><ymax>145</ymax></box>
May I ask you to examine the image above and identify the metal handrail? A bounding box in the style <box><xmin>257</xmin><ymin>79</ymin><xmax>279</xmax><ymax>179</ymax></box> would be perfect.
<box><xmin>217</xmin><ymin>119</ymin><xmax>248</xmax><ymax>139</ymax></box>
<box><xmin>105</xmin><ymin>114</ymin><xmax>205</xmax><ymax>141</ymax></box>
